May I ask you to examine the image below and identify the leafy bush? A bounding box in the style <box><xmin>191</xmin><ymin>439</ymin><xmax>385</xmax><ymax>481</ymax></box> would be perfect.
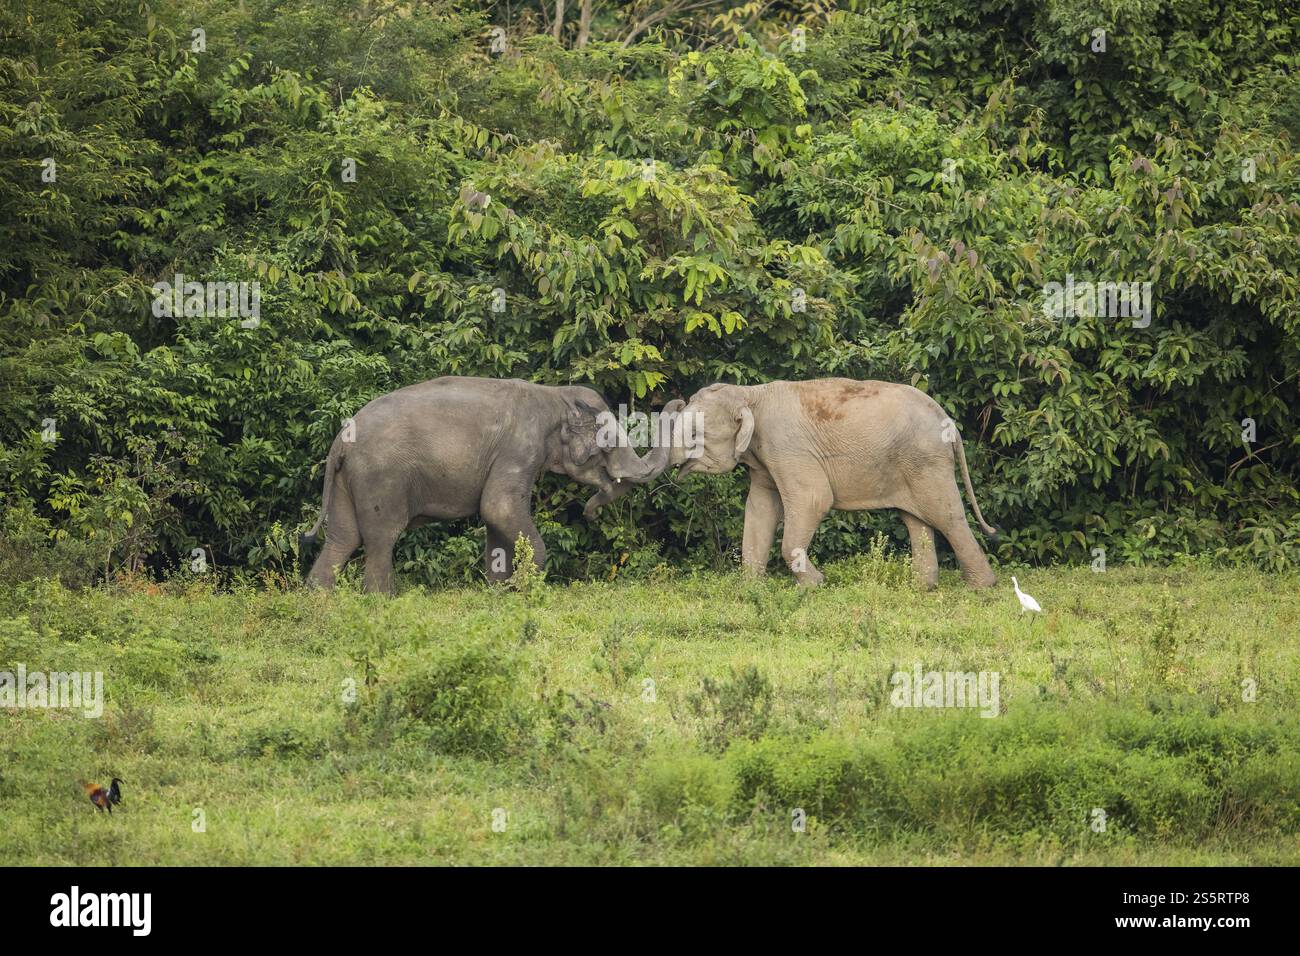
<box><xmin>639</xmin><ymin>701</ymin><xmax>1300</xmax><ymax>845</ymax></box>
<box><xmin>386</xmin><ymin>638</ymin><xmax>532</xmax><ymax>758</ymax></box>
<box><xmin>1</xmin><ymin>0</ymin><xmax>1298</xmax><ymax>579</ymax></box>
<box><xmin>687</xmin><ymin>664</ymin><xmax>774</xmax><ymax>752</ymax></box>
<box><xmin>240</xmin><ymin>723</ymin><xmax>328</xmax><ymax>759</ymax></box>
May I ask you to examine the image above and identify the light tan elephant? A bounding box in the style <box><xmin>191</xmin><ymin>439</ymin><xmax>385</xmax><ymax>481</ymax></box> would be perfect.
<box><xmin>669</xmin><ymin>378</ymin><xmax>999</xmax><ymax>589</ymax></box>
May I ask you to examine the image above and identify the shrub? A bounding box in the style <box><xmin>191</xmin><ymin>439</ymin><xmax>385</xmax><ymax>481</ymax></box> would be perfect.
<box><xmin>687</xmin><ymin>665</ymin><xmax>773</xmax><ymax>753</ymax></box>
<box><xmin>387</xmin><ymin>638</ymin><xmax>532</xmax><ymax>758</ymax></box>
<box><xmin>634</xmin><ymin>701</ymin><xmax>1300</xmax><ymax>846</ymax></box>
<box><xmin>638</xmin><ymin>753</ymin><xmax>733</xmax><ymax>829</ymax></box>
<box><xmin>240</xmin><ymin>723</ymin><xmax>328</xmax><ymax>759</ymax></box>
<box><xmin>3</xmin><ymin>0</ymin><xmax>1298</xmax><ymax>580</ymax></box>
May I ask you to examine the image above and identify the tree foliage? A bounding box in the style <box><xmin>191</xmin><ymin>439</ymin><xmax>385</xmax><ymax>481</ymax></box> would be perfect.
<box><xmin>2</xmin><ymin>0</ymin><xmax>1298</xmax><ymax>582</ymax></box>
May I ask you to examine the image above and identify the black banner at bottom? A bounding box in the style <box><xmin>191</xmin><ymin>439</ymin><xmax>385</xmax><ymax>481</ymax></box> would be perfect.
<box><xmin>0</xmin><ymin>865</ymin><xmax>1283</xmax><ymax>941</ymax></box>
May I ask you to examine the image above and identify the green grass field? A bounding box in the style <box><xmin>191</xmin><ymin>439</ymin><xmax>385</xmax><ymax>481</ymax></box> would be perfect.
<box><xmin>2</xmin><ymin>555</ymin><xmax>1298</xmax><ymax>866</ymax></box>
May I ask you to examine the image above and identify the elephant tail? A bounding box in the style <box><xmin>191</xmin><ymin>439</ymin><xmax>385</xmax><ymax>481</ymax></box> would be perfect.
<box><xmin>953</xmin><ymin>430</ymin><xmax>998</xmax><ymax>541</ymax></box>
<box><xmin>300</xmin><ymin>435</ymin><xmax>343</xmax><ymax>549</ymax></box>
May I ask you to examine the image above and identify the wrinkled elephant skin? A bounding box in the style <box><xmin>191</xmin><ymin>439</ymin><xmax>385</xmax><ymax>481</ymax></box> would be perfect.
<box><xmin>669</xmin><ymin>379</ymin><xmax>999</xmax><ymax>589</ymax></box>
<box><xmin>301</xmin><ymin>377</ymin><xmax>679</xmax><ymax>593</ymax></box>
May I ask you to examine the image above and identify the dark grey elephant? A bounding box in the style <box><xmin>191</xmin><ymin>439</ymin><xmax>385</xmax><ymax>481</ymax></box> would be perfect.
<box><xmin>301</xmin><ymin>376</ymin><xmax>682</xmax><ymax>592</ymax></box>
<box><xmin>667</xmin><ymin>378</ymin><xmax>998</xmax><ymax>589</ymax></box>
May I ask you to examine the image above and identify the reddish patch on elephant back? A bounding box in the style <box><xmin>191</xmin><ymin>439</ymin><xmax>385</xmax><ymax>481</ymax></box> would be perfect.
<box><xmin>802</xmin><ymin>394</ymin><xmax>843</xmax><ymax>423</ymax></box>
<box><xmin>801</xmin><ymin>381</ymin><xmax>882</xmax><ymax>423</ymax></box>
<box><xmin>838</xmin><ymin>381</ymin><xmax>880</xmax><ymax>401</ymax></box>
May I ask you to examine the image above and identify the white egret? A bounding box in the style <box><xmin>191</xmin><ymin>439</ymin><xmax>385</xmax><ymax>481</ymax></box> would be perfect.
<box><xmin>1012</xmin><ymin>576</ymin><xmax>1042</xmax><ymax>615</ymax></box>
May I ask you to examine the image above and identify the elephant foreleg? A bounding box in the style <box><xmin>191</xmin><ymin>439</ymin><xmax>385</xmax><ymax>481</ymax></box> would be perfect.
<box><xmin>484</xmin><ymin>524</ymin><xmax>513</xmax><ymax>582</ymax></box>
<box><xmin>900</xmin><ymin>511</ymin><xmax>939</xmax><ymax>591</ymax></box>
<box><xmin>741</xmin><ymin>471</ymin><xmax>783</xmax><ymax>575</ymax></box>
<box><xmin>491</xmin><ymin>514</ymin><xmax>545</xmax><ymax>574</ymax></box>
<box><xmin>480</xmin><ymin>474</ymin><xmax>546</xmax><ymax>576</ymax></box>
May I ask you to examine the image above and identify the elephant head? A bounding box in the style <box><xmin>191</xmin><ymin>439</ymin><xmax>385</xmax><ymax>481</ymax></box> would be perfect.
<box><xmin>668</xmin><ymin>383</ymin><xmax>752</xmax><ymax>477</ymax></box>
<box><xmin>555</xmin><ymin>395</ymin><xmax>685</xmax><ymax>515</ymax></box>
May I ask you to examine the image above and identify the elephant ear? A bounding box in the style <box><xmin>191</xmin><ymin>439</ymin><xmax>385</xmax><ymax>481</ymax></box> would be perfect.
<box><xmin>735</xmin><ymin>405</ymin><xmax>755</xmax><ymax>456</ymax></box>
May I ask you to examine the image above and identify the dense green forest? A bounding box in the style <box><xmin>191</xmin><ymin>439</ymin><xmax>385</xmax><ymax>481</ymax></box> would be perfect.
<box><xmin>2</xmin><ymin>0</ymin><xmax>1298</xmax><ymax>585</ymax></box>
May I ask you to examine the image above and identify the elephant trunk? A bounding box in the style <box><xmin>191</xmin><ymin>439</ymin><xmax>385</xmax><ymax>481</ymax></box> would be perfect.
<box><xmin>600</xmin><ymin>400</ymin><xmax>685</xmax><ymax>484</ymax></box>
<box><xmin>667</xmin><ymin>402</ymin><xmax>698</xmax><ymax>469</ymax></box>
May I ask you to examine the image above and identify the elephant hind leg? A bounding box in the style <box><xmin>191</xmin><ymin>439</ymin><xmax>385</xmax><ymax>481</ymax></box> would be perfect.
<box><xmin>353</xmin><ymin>490</ymin><xmax>408</xmax><ymax>595</ymax></box>
<box><xmin>931</xmin><ymin>512</ymin><xmax>997</xmax><ymax>589</ymax></box>
<box><xmin>307</xmin><ymin>536</ymin><xmax>359</xmax><ymax>590</ymax></box>
<box><xmin>306</xmin><ymin>480</ymin><xmax>361</xmax><ymax>590</ymax></box>
<box><xmin>900</xmin><ymin>511</ymin><xmax>939</xmax><ymax>591</ymax></box>
<box><xmin>909</xmin><ymin>485</ymin><xmax>997</xmax><ymax>589</ymax></box>
<box><xmin>359</xmin><ymin>524</ymin><xmax>402</xmax><ymax>595</ymax></box>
